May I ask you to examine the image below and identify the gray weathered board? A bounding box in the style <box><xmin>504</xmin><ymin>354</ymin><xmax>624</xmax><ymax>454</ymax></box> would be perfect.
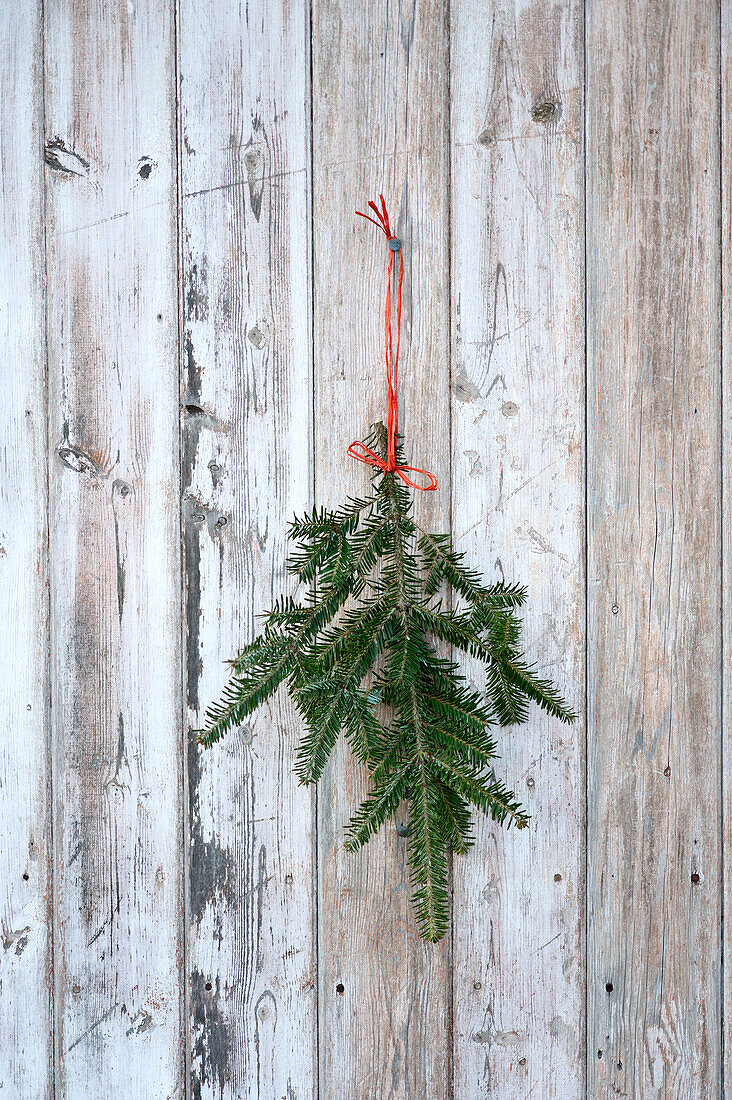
<box><xmin>0</xmin><ymin>0</ymin><xmax>725</xmax><ymax>1097</ymax></box>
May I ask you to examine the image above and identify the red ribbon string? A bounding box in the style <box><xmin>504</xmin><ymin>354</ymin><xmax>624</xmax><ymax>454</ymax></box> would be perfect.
<box><xmin>347</xmin><ymin>195</ymin><xmax>438</xmax><ymax>492</ymax></box>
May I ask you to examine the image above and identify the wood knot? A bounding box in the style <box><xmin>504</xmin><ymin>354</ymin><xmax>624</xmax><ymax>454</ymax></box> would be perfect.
<box><xmin>44</xmin><ymin>138</ymin><xmax>91</xmax><ymax>178</ymax></box>
<box><xmin>137</xmin><ymin>156</ymin><xmax>155</xmax><ymax>179</ymax></box>
<box><xmin>531</xmin><ymin>97</ymin><xmax>560</xmax><ymax>124</ymax></box>
<box><xmin>57</xmin><ymin>443</ymin><xmax>101</xmax><ymax>476</ymax></box>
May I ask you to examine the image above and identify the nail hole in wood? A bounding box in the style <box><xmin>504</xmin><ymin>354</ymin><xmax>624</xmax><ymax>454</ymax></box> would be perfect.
<box><xmin>22</xmin><ymin>872</ymin><xmax>29</xmax><ymax>881</ymax></box>
<box><xmin>691</xmin><ymin>872</ymin><xmax>700</xmax><ymax>884</ymax></box>
<box><xmin>518</xmin><ymin>1057</ymin><xmax>527</xmax><ymax>1066</ymax></box>
<box><xmin>664</xmin><ymin>765</ymin><xmax>671</xmax><ymax>777</ymax></box>
<box><xmin>205</xmin><ymin>981</ymin><xmax>212</xmax><ymax>991</ymax></box>
<box><xmin>554</xmin><ymin>873</ymin><xmax>562</xmax><ymax>882</ymax></box>
<box><xmin>611</xmin><ymin>604</ymin><xmax>619</xmax><ymax>615</ymax></box>
<box><xmin>336</xmin><ymin>983</ymin><xmax>345</xmax><ymax>995</ymax></box>
<box><xmin>605</xmin><ymin>982</ymin><xmax>613</xmax><ymax>993</ymax></box>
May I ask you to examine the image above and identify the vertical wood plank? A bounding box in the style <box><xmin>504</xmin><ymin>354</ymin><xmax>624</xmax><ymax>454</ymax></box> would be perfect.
<box><xmin>311</xmin><ymin>2</ymin><xmax>451</xmax><ymax>1096</ymax></box>
<box><xmin>0</xmin><ymin>4</ymin><xmax>53</xmax><ymax>1096</ymax></box>
<box><xmin>586</xmin><ymin>3</ymin><xmax>721</xmax><ymax>1095</ymax></box>
<box><xmin>450</xmin><ymin>2</ymin><xmax>585</xmax><ymax>1096</ymax></box>
<box><xmin>178</xmin><ymin>1</ymin><xmax>315</xmax><ymax>1096</ymax></box>
<box><xmin>44</xmin><ymin>2</ymin><xmax>183</xmax><ymax>1094</ymax></box>
<box><xmin>724</xmin><ymin>2</ymin><xmax>732</xmax><ymax>1096</ymax></box>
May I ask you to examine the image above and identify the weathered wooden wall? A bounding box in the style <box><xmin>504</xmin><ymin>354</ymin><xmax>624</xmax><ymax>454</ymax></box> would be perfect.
<box><xmin>0</xmin><ymin>1</ymin><xmax>724</xmax><ymax>1096</ymax></box>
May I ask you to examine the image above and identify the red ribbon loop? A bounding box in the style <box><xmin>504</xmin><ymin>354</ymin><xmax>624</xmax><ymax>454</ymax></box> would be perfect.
<box><xmin>347</xmin><ymin>440</ymin><xmax>439</xmax><ymax>492</ymax></box>
<box><xmin>348</xmin><ymin>195</ymin><xmax>438</xmax><ymax>493</ymax></box>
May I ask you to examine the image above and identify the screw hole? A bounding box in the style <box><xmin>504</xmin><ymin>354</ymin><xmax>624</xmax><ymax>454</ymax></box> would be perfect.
<box><xmin>605</xmin><ymin>982</ymin><xmax>613</xmax><ymax>993</ymax></box>
<box><xmin>205</xmin><ymin>981</ymin><xmax>212</xmax><ymax>991</ymax></box>
<box><xmin>22</xmin><ymin>872</ymin><xmax>29</xmax><ymax>881</ymax></box>
<box><xmin>335</xmin><ymin>983</ymin><xmax>345</xmax><ymax>995</ymax></box>
<box><xmin>691</xmin><ymin>872</ymin><xmax>700</xmax><ymax>884</ymax></box>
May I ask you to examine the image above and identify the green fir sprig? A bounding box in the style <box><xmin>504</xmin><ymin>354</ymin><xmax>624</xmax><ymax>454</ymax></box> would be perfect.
<box><xmin>196</xmin><ymin>424</ymin><xmax>575</xmax><ymax>942</ymax></box>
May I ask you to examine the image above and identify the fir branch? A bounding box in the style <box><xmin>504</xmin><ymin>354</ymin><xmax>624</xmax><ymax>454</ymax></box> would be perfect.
<box><xmin>196</xmin><ymin>424</ymin><xmax>574</xmax><ymax>941</ymax></box>
<box><xmin>408</xmin><ymin>761</ymin><xmax>451</xmax><ymax>942</ymax></box>
<box><xmin>343</xmin><ymin>762</ymin><xmax>414</xmax><ymax>851</ymax></box>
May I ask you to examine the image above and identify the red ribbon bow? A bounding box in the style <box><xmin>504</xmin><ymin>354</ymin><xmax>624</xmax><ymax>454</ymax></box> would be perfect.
<box><xmin>348</xmin><ymin>195</ymin><xmax>438</xmax><ymax>492</ymax></box>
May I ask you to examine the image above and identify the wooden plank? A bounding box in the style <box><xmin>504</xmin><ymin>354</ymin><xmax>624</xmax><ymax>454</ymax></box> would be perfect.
<box><xmin>0</xmin><ymin>4</ymin><xmax>53</xmax><ymax>1096</ymax></box>
<box><xmin>311</xmin><ymin>2</ymin><xmax>450</xmax><ymax>1095</ymax></box>
<box><xmin>43</xmin><ymin>2</ymin><xmax>183</xmax><ymax>1094</ymax></box>
<box><xmin>450</xmin><ymin>2</ymin><xmax>585</xmax><ymax>1096</ymax></box>
<box><xmin>724</xmin><ymin>3</ymin><xmax>732</xmax><ymax>1096</ymax></box>
<box><xmin>178</xmin><ymin>1</ymin><xmax>315</xmax><ymax>1097</ymax></box>
<box><xmin>586</xmin><ymin>2</ymin><xmax>721</xmax><ymax>1095</ymax></box>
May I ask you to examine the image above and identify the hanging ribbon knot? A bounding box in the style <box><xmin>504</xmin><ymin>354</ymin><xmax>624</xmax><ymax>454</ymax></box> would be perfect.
<box><xmin>347</xmin><ymin>194</ymin><xmax>438</xmax><ymax>492</ymax></box>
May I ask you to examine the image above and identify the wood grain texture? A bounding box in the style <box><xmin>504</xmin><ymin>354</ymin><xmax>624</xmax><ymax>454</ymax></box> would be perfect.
<box><xmin>450</xmin><ymin>2</ymin><xmax>585</xmax><ymax>1096</ymax></box>
<box><xmin>44</xmin><ymin>1</ymin><xmax>183</xmax><ymax>1094</ymax></box>
<box><xmin>586</xmin><ymin>3</ymin><xmax>721</xmax><ymax>1096</ymax></box>
<box><xmin>725</xmin><ymin>3</ymin><xmax>732</xmax><ymax>1097</ymax></box>
<box><xmin>0</xmin><ymin>4</ymin><xmax>53</xmax><ymax>1097</ymax></box>
<box><xmin>178</xmin><ymin>1</ymin><xmax>315</xmax><ymax>1097</ymax></box>
<box><xmin>311</xmin><ymin>1</ymin><xmax>451</xmax><ymax>1096</ymax></box>
<box><xmin>2</xmin><ymin>5</ymin><xmax>730</xmax><ymax>1095</ymax></box>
